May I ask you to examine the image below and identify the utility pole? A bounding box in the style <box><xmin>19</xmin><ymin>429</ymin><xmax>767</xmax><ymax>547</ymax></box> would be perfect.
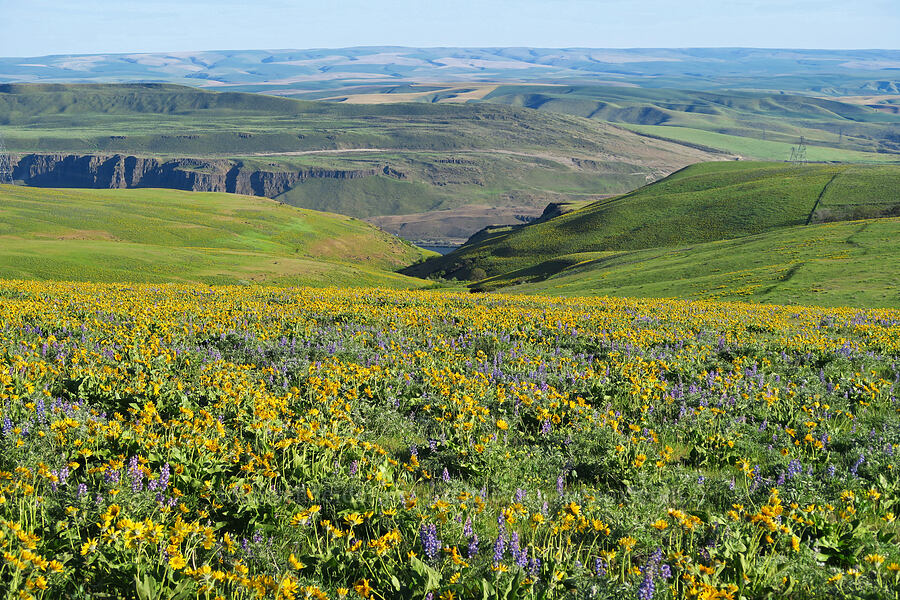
<box><xmin>0</xmin><ymin>132</ymin><xmax>15</xmax><ymax>185</ymax></box>
<box><xmin>789</xmin><ymin>136</ymin><xmax>807</xmax><ymax>165</ymax></box>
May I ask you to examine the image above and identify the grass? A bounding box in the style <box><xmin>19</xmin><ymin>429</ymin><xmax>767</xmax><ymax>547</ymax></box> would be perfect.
<box><xmin>623</xmin><ymin>125</ymin><xmax>900</xmax><ymax>163</ymax></box>
<box><xmin>490</xmin><ymin>217</ymin><xmax>900</xmax><ymax>308</ymax></box>
<box><xmin>0</xmin><ymin>83</ymin><xmax>706</xmax><ymax>159</ymax></box>
<box><xmin>0</xmin><ymin>184</ymin><xmax>433</xmax><ymax>287</ymax></box>
<box><xmin>0</xmin><ymin>83</ymin><xmax>724</xmax><ymax>243</ymax></box>
<box><xmin>406</xmin><ymin>161</ymin><xmax>900</xmax><ymax>281</ymax></box>
<box><xmin>480</xmin><ymin>84</ymin><xmax>900</xmax><ymax>157</ymax></box>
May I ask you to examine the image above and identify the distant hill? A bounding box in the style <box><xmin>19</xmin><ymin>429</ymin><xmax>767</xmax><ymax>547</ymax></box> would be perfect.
<box><xmin>2</xmin><ymin>48</ymin><xmax>899</xmax><ymax>96</ymax></box>
<box><xmin>0</xmin><ymin>83</ymin><xmax>723</xmax><ymax>245</ymax></box>
<box><xmin>0</xmin><ymin>184</ymin><xmax>432</xmax><ymax>287</ymax></box>
<box><xmin>404</xmin><ymin>162</ymin><xmax>900</xmax><ymax>280</ymax></box>
<box><xmin>310</xmin><ymin>82</ymin><xmax>900</xmax><ymax>163</ymax></box>
<box><xmin>478</xmin><ymin>85</ymin><xmax>900</xmax><ymax>158</ymax></box>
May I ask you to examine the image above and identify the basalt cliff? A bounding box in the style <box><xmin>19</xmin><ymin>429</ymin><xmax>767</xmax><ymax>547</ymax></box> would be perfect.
<box><xmin>9</xmin><ymin>154</ymin><xmax>398</xmax><ymax>198</ymax></box>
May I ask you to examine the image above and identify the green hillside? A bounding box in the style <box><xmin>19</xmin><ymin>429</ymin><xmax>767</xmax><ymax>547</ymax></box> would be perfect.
<box><xmin>0</xmin><ymin>83</ymin><xmax>722</xmax><ymax>244</ymax></box>
<box><xmin>0</xmin><ymin>184</ymin><xmax>432</xmax><ymax>287</ymax></box>
<box><xmin>481</xmin><ymin>85</ymin><xmax>900</xmax><ymax>160</ymax></box>
<box><xmin>405</xmin><ymin>162</ymin><xmax>900</xmax><ymax>280</ymax></box>
<box><xmin>0</xmin><ymin>83</ymin><xmax>713</xmax><ymax>158</ymax></box>
<box><xmin>494</xmin><ymin>217</ymin><xmax>900</xmax><ymax>309</ymax></box>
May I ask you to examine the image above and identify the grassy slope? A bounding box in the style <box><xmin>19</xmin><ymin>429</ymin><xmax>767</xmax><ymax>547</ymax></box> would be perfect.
<box><xmin>0</xmin><ymin>185</ymin><xmax>432</xmax><ymax>287</ymax></box>
<box><xmin>623</xmin><ymin>125</ymin><xmax>900</xmax><ymax>163</ymax></box>
<box><xmin>0</xmin><ymin>83</ymin><xmax>723</xmax><ymax>242</ymax></box>
<box><xmin>481</xmin><ymin>85</ymin><xmax>900</xmax><ymax>160</ymax></box>
<box><xmin>0</xmin><ymin>83</ymin><xmax>709</xmax><ymax>159</ymax></box>
<box><xmin>406</xmin><ymin>162</ymin><xmax>900</xmax><ymax>280</ymax></box>
<box><xmin>497</xmin><ymin>217</ymin><xmax>900</xmax><ymax>309</ymax></box>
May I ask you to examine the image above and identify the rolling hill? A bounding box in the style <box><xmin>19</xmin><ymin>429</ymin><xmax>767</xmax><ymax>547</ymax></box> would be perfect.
<box><xmin>404</xmin><ymin>162</ymin><xmax>900</xmax><ymax>281</ymax></box>
<box><xmin>0</xmin><ymin>184</ymin><xmax>432</xmax><ymax>287</ymax></box>
<box><xmin>494</xmin><ymin>217</ymin><xmax>900</xmax><ymax>309</ymax></box>
<box><xmin>0</xmin><ymin>83</ymin><xmax>724</xmax><ymax>244</ymax></box>
<box><xmin>3</xmin><ymin>48</ymin><xmax>899</xmax><ymax>96</ymax></box>
<box><xmin>479</xmin><ymin>84</ymin><xmax>900</xmax><ymax>160</ymax></box>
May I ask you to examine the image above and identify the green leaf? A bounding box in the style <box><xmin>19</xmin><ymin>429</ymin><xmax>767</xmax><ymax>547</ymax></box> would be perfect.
<box><xmin>410</xmin><ymin>556</ymin><xmax>441</xmax><ymax>592</ymax></box>
<box><xmin>134</xmin><ymin>574</ymin><xmax>158</xmax><ymax>600</ymax></box>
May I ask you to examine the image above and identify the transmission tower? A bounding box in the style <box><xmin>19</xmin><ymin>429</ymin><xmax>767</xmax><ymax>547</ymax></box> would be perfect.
<box><xmin>0</xmin><ymin>132</ymin><xmax>14</xmax><ymax>185</ymax></box>
<box><xmin>789</xmin><ymin>136</ymin><xmax>808</xmax><ymax>165</ymax></box>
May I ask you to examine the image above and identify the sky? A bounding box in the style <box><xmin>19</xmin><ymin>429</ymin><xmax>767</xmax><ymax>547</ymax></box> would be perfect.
<box><xmin>1</xmin><ymin>0</ymin><xmax>898</xmax><ymax>57</ymax></box>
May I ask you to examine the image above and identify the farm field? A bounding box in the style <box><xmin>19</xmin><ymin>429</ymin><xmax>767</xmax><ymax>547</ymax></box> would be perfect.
<box><xmin>622</xmin><ymin>126</ymin><xmax>900</xmax><ymax>164</ymax></box>
<box><xmin>0</xmin><ymin>281</ymin><xmax>898</xmax><ymax>599</ymax></box>
<box><xmin>0</xmin><ymin>185</ymin><xmax>431</xmax><ymax>288</ymax></box>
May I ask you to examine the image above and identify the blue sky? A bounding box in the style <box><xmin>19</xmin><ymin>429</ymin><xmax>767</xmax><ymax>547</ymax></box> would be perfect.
<box><xmin>1</xmin><ymin>0</ymin><xmax>898</xmax><ymax>56</ymax></box>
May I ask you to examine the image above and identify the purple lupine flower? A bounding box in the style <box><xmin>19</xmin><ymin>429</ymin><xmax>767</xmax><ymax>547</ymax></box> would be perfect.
<box><xmin>557</xmin><ymin>474</ymin><xmax>565</xmax><ymax>496</ymax></box>
<box><xmin>349</xmin><ymin>460</ymin><xmax>359</xmax><ymax>476</ymax></box>
<box><xmin>104</xmin><ymin>468</ymin><xmax>121</xmax><ymax>485</ymax></box>
<box><xmin>851</xmin><ymin>454</ymin><xmax>865</xmax><ymax>476</ymax></box>
<box><xmin>129</xmin><ymin>456</ymin><xmax>143</xmax><ymax>492</ymax></box>
<box><xmin>463</xmin><ymin>517</ymin><xmax>473</xmax><ymax>538</ymax></box>
<box><xmin>637</xmin><ymin>573</ymin><xmax>655</xmax><ymax>600</ymax></box>
<box><xmin>509</xmin><ymin>531</ymin><xmax>521</xmax><ymax>564</ymax></box>
<box><xmin>493</xmin><ymin>528</ymin><xmax>507</xmax><ymax>563</ymax></box>
<box><xmin>787</xmin><ymin>459</ymin><xmax>803</xmax><ymax>479</ymax></box>
<box><xmin>529</xmin><ymin>555</ymin><xmax>541</xmax><ymax>577</ymax></box>
<box><xmin>516</xmin><ymin>544</ymin><xmax>529</xmax><ymax>569</ymax></box>
<box><xmin>541</xmin><ymin>420</ymin><xmax>551</xmax><ymax>435</ymax></box>
<box><xmin>594</xmin><ymin>557</ymin><xmax>607</xmax><ymax>577</ymax></box>
<box><xmin>420</xmin><ymin>523</ymin><xmax>441</xmax><ymax>560</ymax></box>
<box><xmin>442</xmin><ymin>467</ymin><xmax>450</xmax><ymax>483</ymax></box>
<box><xmin>660</xmin><ymin>564</ymin><xmax>672</xmax><ymax>579</ymax></box>
<box><xmin>467</xmin><ymin>533</ymin><xmax>479</xmax><ymax>559</ymax></box>
<box><xmin>515</xmin><ymin>488</ymin><xmax>526</xmax><ymax>503</ymax></box>
<box><xmin>77</xmin><ymin>483</ymin><xmax>88</xmax><ymax>497</ymax></box>
<box><xmin>158</xmin><ymin>463</ymin><xmax>170</xmax><ymax>489</ymax></box>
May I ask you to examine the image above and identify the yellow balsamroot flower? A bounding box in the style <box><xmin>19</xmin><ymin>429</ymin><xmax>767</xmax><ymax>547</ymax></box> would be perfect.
<box><xmin>288</xmin><ymin>553</ymin><xmax>305</xmax><ymax>570</ymax></box>
<box><xmin>80</xmin><ymin>538</ymin><xmax>98</xmax><ymax>556</ymax></box>
<box><xmin>277</xmin><ymin>576</ymin><xmax>299</xmax><ymax>600</ymax></box>
<box><xmin>344</xmin><ymin>512</ymin><xmax>364</xmax><ymax>527</ymax></box>
<box><xmin>618</xmin><ymin>536</ymin><xmax>637</xmax><ymax>552</ymax></box>
<box><xmin>496</xmin><ymin>419</ymin><xmax>509</xmax><ymax>430</ymax></box>
<box><xmin>353</xmin><ymin>578</ymin><xmax>373</xmax><ymax>599</ymax></box>
<box><xmin>652</xmin><ymin>519</ymin><xmax>669</xmax><ymax>530</ymax></box>
<box><xmin>827</xmin><ymin>573</ymin><xmax>843</xmax><ymax>584</ymax></box>
<box><xmin>865</xmin><ymin>554</ymin><xmax>885</xmax><ymax>566</ymax></box>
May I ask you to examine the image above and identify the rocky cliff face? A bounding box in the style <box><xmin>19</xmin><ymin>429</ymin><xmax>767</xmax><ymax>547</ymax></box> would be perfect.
<box><xmin>9</xmin><ymin>154</ymin><xmax>393</xmax><ymax>198</ymax></box>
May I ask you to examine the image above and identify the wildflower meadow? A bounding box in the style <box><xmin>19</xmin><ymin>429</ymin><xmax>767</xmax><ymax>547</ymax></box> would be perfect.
<box><xmin>0</xmin><ymin>280</ymin><xmax>898</xmax><ymax>600</ymax></box>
